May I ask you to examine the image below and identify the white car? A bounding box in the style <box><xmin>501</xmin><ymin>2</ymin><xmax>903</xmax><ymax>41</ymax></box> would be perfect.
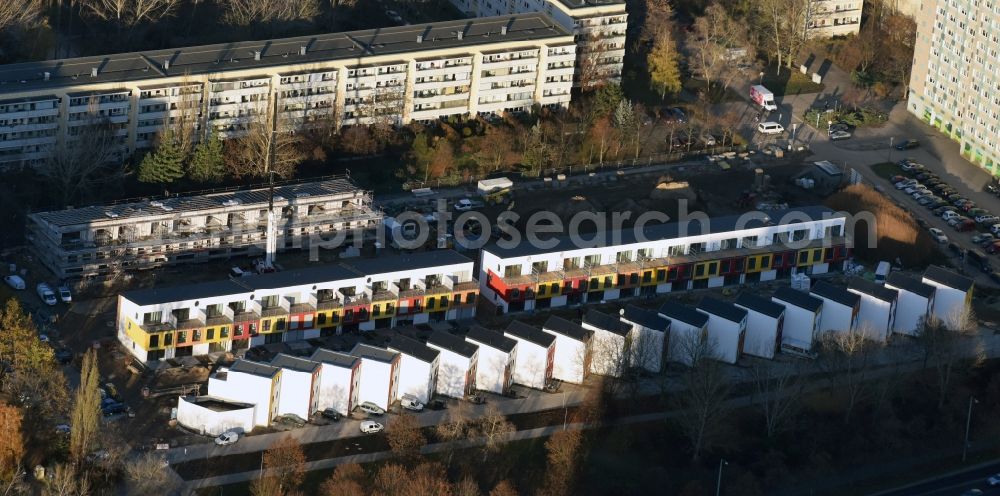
<box><xmin>400</xmin><ymin>397</ymin><xmax>424</xmax><ymax>412</ymax></box>
<box><xmin>36</xmin><ymin>283</ymin><xmax>57</xmax><ymax>306</ymax></box>
<box><xmin>895</xmin><ymin>179</ymin><xmax>917</xmax><ymax>190</ymax></box>
<box><xmin>757</xmin><ymin>121</ymin><xmax>784</xmax><ymax>134</ymax></box>
<box><xmin>214</xmin><ymin>430</ymin><xmax>239</xmax><ymax>446</ymax></box>
<box><xmin>929</xmin><ymin>227</ymin><xmax>948</xmax><ymax>244</ymax></box>
<box><xmin>992</xmin><ymin>223</ymin><xmax>1000</xmax><ymax>235</ymax></box>
<box><xmin>359</xmin><ymin>401</ymin><xmax>385</xmax><ymax>416</ymax></box>
<box><xmin>942</xmin><ymin>210</ymin><xmax>961</xmax><ymax>221</ymax></box>
<box><xmin>360</xmin><ymin>420</ymin><xmax>384</xmax><ymax>434</ymax></box>
<box><xmin>57</xmin><ymin>285</ymin><xmax>72</xmax><ymax>303</ymax></box>
<box><xmin>987</xmin><ymin>473</ymin><xmax>1000</xmax><ymax>486</ymax></box>
<box><xmin>829</xmin><ymin>130</ymin><xmax>852</xmax><ymax>141</ymax></box>
<box><xmin>3</xmin><ymin>275</ymin><xmax>25</xmax><ymax>290</ymax></box>
<box><xmin>973</xmin><ymin>233</ymin><xmax>995</xmax><ymax>244</ymax></box>
<box><xmin>453</xmin><ymin>199</ymin><xmax>474</xmax><ymax>212</ymax></box>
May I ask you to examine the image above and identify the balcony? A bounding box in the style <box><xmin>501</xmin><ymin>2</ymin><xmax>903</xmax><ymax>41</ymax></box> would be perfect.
<box><xmin>289</xmin><ymin>293</ymin><xmax>317</xmax><ymax>314</ymax></box>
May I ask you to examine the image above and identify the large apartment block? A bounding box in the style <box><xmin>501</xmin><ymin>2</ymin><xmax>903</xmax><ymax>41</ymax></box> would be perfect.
<box><xmin>117</xmin><ymin>250</ymin><xmax>478</xmax><ymax>364</ymax></box>
<box><xmin>27</xmin><ymin>176</ymin><xmax>381</xmax><ymax>279</ymax></box>
<box><xmin>908</xmin><ymin>0</ymin><xmax>1000</xmax><ymax>175</ymax></box>
<box><xmin>480</xmin><ymin>207</ymin><xmax>850</xmax><ymax>313</ymax></box>
<box><xmin>807</xmin><ymin>1</ymin><xmax>863</xmax><ymax>38</ymax></box>
<box><xmin>447</xmin><ymin>0</ymin><xmax>626</xmax><ymax>86</ymax></box>
<box><xmin>0</xmin><ymin>14</ymin><xmax>578</xmax><ymax>169</ymax></box>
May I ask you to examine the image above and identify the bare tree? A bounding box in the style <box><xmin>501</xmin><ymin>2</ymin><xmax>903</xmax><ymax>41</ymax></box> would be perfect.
<box><xmin>221</xmin><ymin>0</ymin><xmax>320</xmax><ymax>26</ymax></box>
<box><xmin>43</xmin><ymin>464</ymin><xmax>89</xmax><ymax>496</ymax></box>
<box><xmin>124</xmin><ymin>453</ymin><xmax>175</xmax><ymax>494</ymax></box>
<box><xmin>386</xmin><ymin>413</ymin><xmax>426</xmax><ymax>465</ymax></box>
<box><xmin>473</xmin><ymin>406</ymin><xmax>515</xmax><ymax>462</ymax></box>
<box><xmin>817</xmin><ymin>327</ymin><xmax>877</xmax><ymax>424</ymax></box>
<box><xmin>748</xmin><ymin>362</ymin><xmax>802</xmax><ymax>438</ymax></box>
<box><xmin>0</xmin><ymin>0</ymin><xmax>44</xmax><ymax>31</ymax></box>
<box><xmin>916</xmin><ymin>309</ymin><xmax>982</xmax><ymax>409</ymax></box>
<box><xmin>756</xmin><ymin>0</ymin><xmax>810</xmax><ymax>71</ymax></box>
<box><xmin>435</xmin><ymin>403</ymin><xmax>470</xmax><ymax>468</ymax></box>
<box><xmin>671</xmin><ymin>331</ymin><xmax>731</xmax><ymax>461</ymax></box>
<box><xmin>224</xmin><ymin>103</ymin><xmax>307</xmax><ymax>179</ymax></box>
<box><xmin>41</xmin><ymin>118</ymin><xmax>126</xmax><ymax>207</ymax></box>
<box><xmin>79</xmin><ymin>0</ymin><xmax>179</xmax><ymax>28</ymax></box>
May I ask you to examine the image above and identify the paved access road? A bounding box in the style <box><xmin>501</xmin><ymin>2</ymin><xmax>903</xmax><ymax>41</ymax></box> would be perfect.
<box><xmin>875</xmin><ymin>459</ymin><xmax>1000</xmax><ymax>496</ymax></box>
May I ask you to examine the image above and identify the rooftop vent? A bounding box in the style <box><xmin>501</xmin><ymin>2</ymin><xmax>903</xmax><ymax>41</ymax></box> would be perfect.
<box><xmin>501</xmin><ymin>25</ymin><xmax>508</xmax><ymax>35</ymax></box>
<box><xmin>294</xmin><ymin>192</ymin><xmax>310</xmax><ymax>198</ymax></box>
<box><xmin>90</xmin><ymin>67</ymin><xmax>98</xmax><ymax>77</ymax></box>
<box><xmin>150</xmin><ymin>201</ymin><xmax>163</xmax><ymax>207</ymax></box>
<box><xmin>457</xmin><ymin>31</ymin><xmax>463</xmax><ymax>40</ymax></box>
<box><xmin>300</xmin><ymin>46</ymin><xmax>307</xmax><ymax>55</ymax></box>
<box><xmin>221</xmin><ymin>199</ymin><xmax>241</xmax><ymax>207</ymax></box>
<box><xmin>104</xmin><ymin>211</ymin><xmax>119</xmax><ymax>219</ymax></box>
<box><xmin>416</xmin><ymin>35</ymin><xmax>423</xmax><ymax>43</ymax></box>
<box><xmin>43</xmin><ymin>72</ymin><xmax>50</xmax><ymax>81</ymax></box>
<box><xmin>164</xmin><ymin>59</ymin><xmax>170</xmax><ymax>70</ymax></box>
<box><xmin>161</xmin><ymin>205</ymin><xmax>174</xmax><ymax>212</ymax></box>
<box><xmin>273</xmin><ymin>195</ymin><xmax>285</xmax><ymax>202</ymax></box>
<box><xmin>254</xmin><ymin>51</ymin><xmax>261</xmax><ymax>61</ymax></box>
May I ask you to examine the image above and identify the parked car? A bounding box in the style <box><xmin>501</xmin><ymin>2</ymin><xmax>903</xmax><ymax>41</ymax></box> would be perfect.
<box><xmin>321</xmin><ymin>408</ymin><xmax>342</xmax><ymax>421</ymax></box>
<box><xmin>895</xmin><ymin>139</ymin><xmax>920</xmax><ymax>150</ymax></box>
<box><xmin>400</xmin><ymin>396</ymin><xmax>425</xmax><ymax>412</ymax></box>
<box><xmin>428</xmin><ymin>399</ymin><xmax>447</xmax><ymax>411</ymax></box>
<box><xmin>466</xmin><ymin>393</ymin><xmax>486</xmax><ymax>404</ymax></box>
<box><xmin>929</xmin><ymin>227</ymin><xmax>948</xmax><ymax>244</ymax></box>
<box><xmin>829</xmin><ymin>122</ymin><xmax>853</xmax><ymax>134</ymax></box>
<box><xmin>385</xmin><ymin>9</ymin><xmax>403</xmax><ymax>23</ymax></box>
<box><xmin>55</xmin><ymin>424</ymin><xmax>71</xmax><ymax>435</ymax></box>
<box><xmin>900</xmin><ymin>161</ymin><xmax>924</xmax><ymax>172</ymax></box>
<box><xmin>895</xmin><ymin>179</ymin><xmax>917</xmax><ymax>190</ymax></box>
<box><xmin>669</xmin><ymin>107</ymin><xmax>687</xmax><ymax>123</ymax></box>
<box><xmin>947</xmin><ymin>216</ymin><xmax>966</xmax><ymax>227</ymax></box>
<box><xmin>942</xmin><ymin>210</ymin><xmax>961</xmax><ymax>221</ymax></box>
<box><xmin>214</xmin><ymin>430</ymin><xmax>239</xmax><ymax>446</ymax></box>
<box><xmin>829</xmin><ymin>130</ymin><xmax>852</xmax><ymax>141</ymax></box>
<box><xmin>3</xmin><ymin>275</ymin><xmax>24</xmax><ymax>290</ymax></box>
<box><xmin>275</xmin><ymin>414</ymin><xmax>306</xmax><ymax>428</ymax></box>
<box><xmin>757</xmin><ymin>122</ymin><xmax>784</xmax><ymax>134</ymax></box>
<box><xmin>954</xmin><ymin>219</ymin><xmax>976</xmax><ymax>232</ymax></box>
<box><xmin>36</xmin><ymin>283</ymin><xmax>57</xmax><ymax>306</ymax></box>
<box><xmin>976</xmin><ymin>215</ymin><xmax>999</xmax><ymax>224</ymax></box>
<box><xmin>453</xmin><ymin>198</ymin><xmax>474</xmax><ymax>211</ymax></box>
<box><xmin>55</xmin><ymin>348</ymin><xmax>73</xmax><ymax>364</ymax></box>
<box><xmin>103</xmin><ymin>383</ymin><xmax>120</xmax><ymax>401</ymax></box>
<box><xmin>987</xmin><ymin>473</ymin><xmax>1000</xmax><ymax>486</ymax></box>
<box><xmin>935</xmin><ymin>206</ymin><xmax>957</xmax><ymax>217</ymax></box>
<box><xmin>987</xmin><ymin>183</ymin><xmax>1000</xmax><ymax>195</ymax></box>
<box><xmin>699</xmin><ymin>131</ymin><xmax>717</xmax><ymax>146</ymax></box>
<box><xmin>360</xmin><ymin>420</ymin><xmax>384</xmax><ymax>434</ymax></box>
<box><xmin>917</xmin><ymin>196</ymin><xmax>937</xmax><ymax>206</ymax></box>
<box><xmin>101</xmin><ymin>402</ymin><xmax>128</xmax><ymax>417</ymax></box>
<box><xmin>992</xmin><ymin>223</ymin><xmax>1000</xmax><ymax>235</ymax></box>
<box><xmin>988</xmin><ymin>240</ymin><xmax>1000</xmax><ymax>254</ymax></box>
<box><xmin>359</xmin><ymin>401</ymin><xmax>385</xmax><ymax>416</ymax></box>
<box><xmin>973</xmin><ymin>233</ymin><xmax>996</xmax><ymax>245</ymax></box>
<box><xmin>57</xmin><ymin>285</ymin><xmax>72</xmax><ymax>303</ymax></box>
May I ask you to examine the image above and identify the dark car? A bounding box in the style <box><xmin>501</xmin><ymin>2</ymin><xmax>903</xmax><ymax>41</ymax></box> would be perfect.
<box><xmin>428</xmin><ymin>399</ymin><xmax>447</xmax><ymax>411</ymax></box>
<box><xmin>275</xmin><ymin>414</ymin><xmax>307</xmax><ymax>428</ymax></box>
<box><xmin>101</xmin><ymin>402</ymin><xmax>128</xmax><ymax>417</ymax></box>
<box><xmin>321</xmin><ymin>408</ymin><xmax>341</xmax><ymax>422</ymax></box>
<box><xmin>955</xmin><ymin>219</ymin><xmax>977</xmax><ymax>232</ymax></box>
<box><xmin>669</xmin><ymin>107</ymin><xmax>688</xmax><ymax>123</ymax></box>
<box><xmin>895</xmin><ymin>139</ymin><xmax>920</xmax><ymax>150</ymax></box>
<box><xmin>916</xmin><ymin>218</ymin><xmax>930</xmax><ymax>229</ymax></box>
<box><xmin>466</xmin><ymin>393</ymin><xmax>486</xmax><ymax>405</ymax></box>
<box><xmin>949</xmin><ymin>242</ymin><xmax>965</xmax><ymax>255</ymax></box>
<box><xmin>987</xmin><ymin>240</ymin><xmax>1000</xmax><ymax>254</ymax></box>
<box><xmin>55</xmin><ymin>348</ymin><xmax>73</xmax><ymax>364</ymax></box>
<box><xmin>986</xmin><ymin>183</ymin><xmax>999</xmax><ymax>194</ymax></box>
<box><xmin>967</xmin><ymin>250</ymin><xmax>992</xmax><ymax>272</ymax></box>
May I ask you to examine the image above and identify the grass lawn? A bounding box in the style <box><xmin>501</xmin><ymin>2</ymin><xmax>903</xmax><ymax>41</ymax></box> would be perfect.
<box><xmin>759</xmin><ymin>63</ymin><xmax>825</xmax><ymax>96</ymax></box>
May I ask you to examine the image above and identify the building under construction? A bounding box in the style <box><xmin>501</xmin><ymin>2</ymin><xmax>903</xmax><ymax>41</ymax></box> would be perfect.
<box><xmin>27</xmin><ymin>175</ymin><xmax>382</xmax><ymax>279</ymax></box>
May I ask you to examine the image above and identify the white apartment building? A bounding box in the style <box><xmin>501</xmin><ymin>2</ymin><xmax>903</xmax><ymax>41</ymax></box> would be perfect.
<box><xmin>206</xmin><ymin>359</ymin><xmax>281</xmax><ymax>427</ymax></box>
<box><xmin>117</xmin><ymin>250</ymin><xmax>477</xmax><ymax>363</ymax></box>
<box><xmin>350</xmin><ymin>343</ymin><xmax>401</xmax><ymax>411</ymax></box>
<box><xmin>270</xmin><ymin>353</ymin><xmax>321</xmax><ymax>420</ymax></box>
<box><xmin>480</xmin><ymin>206</ymin><xmax>850</xmax><ymax>314</ymax></box>
<box><xmin>427</xmin><ymin>330</ymin><xmax>480</xmax><ymax>398</ymax></box>
<box><xmin>541</xmin><ymin>315</ymin><xmax>591</xmax><ymax>384</ymax></box>
<box><xmin>807</xmin><ymin>1</ymin><xmax>864</xmax><ymax>38</ymax></box>
<box><xmin>387</xmin><ymin>334</ymin><xmax>441</xmax><ymax>405</ymax></box>
<box><xmin>447</xmin><ymin>0</ymin><xmax>626</xmax><ymax>86</ymax></box>
<box><xmin>0</xmin><ymin>14</ymin><xmax>580</xmax><ymax>169</ymax></box>
<box><xmin>465</xmin><ymin>326</ymin><xmax>517</xmax><ymax>395</ymax></box>
<box><xmin>581</xmin><ymin>309</ymin><xmax>630</xmax><ymax>377</ymax></box>
<box><xmin>908</xmin><ymin>0</ymin><xmax>1000</xmax><ymax>175</ymax></box>
<box><xmin>28</xmin><ymin>176</ymin><xmax>381</xmax><ymax>279</ymax></box>
<box><xmin>310</xmin><ymin>348</ymin><xmax>361</xmax><ymax>416</ymax></box>
<box><xmin>922</xmin><ymin>265</ymin><xmax>974</xmax><ymax>329</ymax></box>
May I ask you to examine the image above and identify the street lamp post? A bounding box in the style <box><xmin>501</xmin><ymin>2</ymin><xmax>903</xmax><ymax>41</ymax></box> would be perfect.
<box><xmin>963</xmin><ymin>396</ymin><xmax>979</xmax><ymax>462</ymax></box>
<box><xmin>888</xmin><ymin>137</ymin><xmax>894</xmax><ymax>164</ymax></box>
<box><xmin>715</xmin><ymin>458</ymin><xmax>728</xmax><ymax>496</ymax></box>
<box><xmin>759</xmin><ymin>72</ymin><xmax>764</xmax><ymax>85</ymax></box>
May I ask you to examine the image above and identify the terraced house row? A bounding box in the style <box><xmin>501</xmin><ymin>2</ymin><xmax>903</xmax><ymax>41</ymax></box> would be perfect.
<box><xmin>479</xmin><ymin>206</ymin><xmax>852</xmax><ymax>313</ymax></box>
<box><xmin>28</xmin><ymin>176</ymin><xmax>381</xmax><ymax>279</ymax></box>
<box><xmin>0</xmin><ymin>13</ymin><xmax>584</xmax><ymax>169</ymax></box>
<box><xmin>116</xmin><ymin>251</ymin><xmax>477</xmax><ymax>364</ymax></box>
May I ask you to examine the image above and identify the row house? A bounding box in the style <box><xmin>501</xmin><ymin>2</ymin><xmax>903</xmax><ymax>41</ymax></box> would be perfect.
<box><xmin>350</xmin><ymin>343</ymin><xmax>401</xmax><ymax>411</ymax></box>
<box><xmin>205</xmin><ymin>360</ymin><xmax>281</xmax><ymax>427</ymax></box>
<box><xmin>270</xmin><ymin>353</ymin><xmax>321</xmax><ymax>420</ymax></box>
<box><xmin>480</xmin><ymin>206</ymin><xmax>850</xmax><ymax>314</ymax></box>
<box><xmin>885</xmin><ymin>272</ymin><xmax>935</xmax><ymax>336</ymax></box>
<box><xmin>541</xmin><ymin>315</ymin><xmax>591</xmax><ymax>384</ymax></box>
<box><xmin>847</xmin><ymin>278</ymin><xmax>898</xmax><ymax>342</ymax></box>
<box><xmin>465</xmin><ymin>326</ymin><xmax>517</xmax><ymax>395</ymax></box>
<box><xmin>427</xmin><ymin>330</ymin><xmax>480</xmax><ymax>398</ymax></box>
<box><xmin>0</xmin><ymin>14</ymin><xmax>586</xmax><ymax>168</ymax></box>
<box><xmin>388</xmin><ymin>335</ymin><xmax>441</xmax><ymax>405</ymax></box>
<box><xmin>504</xmin><ymin>321</ymin><xmax>556</xmax><ymax>389</ymax></box>
<box><xmin>28</xmin><ymin>176</ymin><xmax>382</xmax><ymax>279</ymax></box>
<box><xmin>734</xmin><ymin>293</ymin><xmax>785</xmax><ymax>360</ymax></box>
<box><xmin>310</xmin><ymin>348</ymin><xmax>361</xmax><ymax>416</ymax></box>
<box><xmin>771</xmin><ymin>286</ymin><xmax>823</xmax><ymax>355</ymax></box>
<box><xmin>810</xmin><ymin>280</ymin><xmax>860</xmax><ymax>335</ymax></box>
<box><xmin>619</xmin><ymin>305</ymin><xmax>669</xmax><ymax>374</ymax></box>
<box><xmin>581</xmin><ymin>309</ymin><xmax>632</xmax><ymax>377</ymax></box>
<box><xmin>922</xmin><ymin>265</ymin><xmax>974</xmax><ymax>329</ymax></box>
<box><xmin>696</xmin><ymin>297</ymin><xmax>748</xmax><ymax>365</ymax></box>
<box><xmin>116</xmin><ymin>250</ymin><xmax>477</xmax><ymax>364</ymax></box>
<box><xmin>658</xmin><ymin>301</ymin><xmax>709</xmax><ymax>367</ymax></box>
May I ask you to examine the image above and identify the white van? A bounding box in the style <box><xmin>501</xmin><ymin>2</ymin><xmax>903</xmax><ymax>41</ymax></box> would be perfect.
<box><xmin>757</xmin><ymin>122</ymin><xmax>785</xmax><ymax>134</ymax></box>
<box><xmin>874</xmin><ymin>261</ymin><xmax>891</xmax><ymax>284</ymax></box>
<box><xmin>358</xmin><ymin>401</ymin><xmax>385</xmax><ymax>416</ymax></box>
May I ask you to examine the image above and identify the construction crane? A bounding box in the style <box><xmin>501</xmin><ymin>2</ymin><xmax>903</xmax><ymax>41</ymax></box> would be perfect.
<box><xmin>260</xmin><ymin>96</ymin><xmax>279</xmax><ymax>273</ymax></box>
